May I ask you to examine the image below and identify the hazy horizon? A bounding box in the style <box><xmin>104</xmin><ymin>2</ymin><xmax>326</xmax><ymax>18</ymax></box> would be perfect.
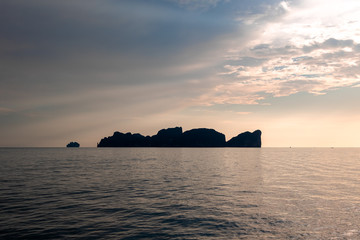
<box><xmin>1</xmin><ymin>0</ymin><xmax>360</xmax><ymax>147</ymax></box>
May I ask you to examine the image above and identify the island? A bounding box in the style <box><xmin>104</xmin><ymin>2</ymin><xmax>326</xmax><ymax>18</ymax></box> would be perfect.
<box><xmin>66</xmin><ymin>142</ymin><xmax>80</xmax><ymax>148</ymax></box>
<box><xmin>97</xmin><ymin>127</ymin><xmax>261</xmax><ymax>148</ymax></box>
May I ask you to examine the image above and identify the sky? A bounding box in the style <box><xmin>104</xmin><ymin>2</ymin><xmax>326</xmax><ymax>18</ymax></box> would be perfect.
<box><xmin>1</xmin><ymin>0</ymin><xmax>360</xmax><ymax>147</ymax></box>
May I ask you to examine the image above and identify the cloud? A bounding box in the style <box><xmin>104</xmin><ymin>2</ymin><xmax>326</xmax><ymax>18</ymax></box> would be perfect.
<box><xmin>0</xmin><ymin>107</ymin><xmax>15</xmax><ymax>114</ymax></box>
<box><xmin>2</xmin><ymin>0</ymin><xmax>359</xmax><ymax>107</ymax></box>
<box><xmin>236</xmin><ymin>0</ymin><xmax>290</xmax><ymax>25</ymax></box>
<box><xmin>303</xmin><ymin>38</ymin><xmax>355</xmax><ymax>53</ymax></box>
<box><xmin>199</xmin><ymin>0</ymin><xmax>360</xmax><ymax>105</ymax></box>
<box><xmin>214</xmin><ymin>37</ymin><xmax>360</xmax><ymax>101</ymax></box>
<box><xmin>0</xmin><ymin>0</ymin><xmax>241</xmax><ymax>112</ymax></box>
<box><xmin>166</xmin><ymin>0</ymin><xmax>228</xmax><ymax>11</ymax></box>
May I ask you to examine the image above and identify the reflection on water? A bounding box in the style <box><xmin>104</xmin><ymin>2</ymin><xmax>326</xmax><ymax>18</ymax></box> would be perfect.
<box><xmin>261</xmin><ymin>148</ymin><xmax>360</xmax><ymax>239</ymax></box>
<box><xmin>0</xmin><ymin>148</ymin><xmax>360</xmax><ymax>239</ymax></box>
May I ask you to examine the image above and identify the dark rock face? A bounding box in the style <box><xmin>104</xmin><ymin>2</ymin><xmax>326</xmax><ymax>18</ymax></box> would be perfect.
<box><xmin>97</xmin><ymin>127</ymin><xmax>261</xmax><ymax>148</ymax></box>
<box><xmin>179</xmin><ymin>128</ymin><xmax>226</xmax><ymax>147</ymax></box>
<box><xmin>67</xmin><ymin>142</ymin><xmax>80</xmax><ymax>148</ymax></box>
<box><xmin>226</xmin><ymin>130</ymin><xmax>261</xmax><ymax>147</ymax></box>
<box><xmin>97</xmin><ymin>132</ymin><xmax>151</xmax><ymax>147</ymax></box>
<box><xmin>151</xmin><ymin>127</ymin><xmax>183</xmax><ymax>147</ymax></box>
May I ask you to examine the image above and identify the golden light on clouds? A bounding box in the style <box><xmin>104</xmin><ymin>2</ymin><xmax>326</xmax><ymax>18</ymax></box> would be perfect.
<box><xmin>207</xmin><ymin>0</ymin><xmax>360</xmax><ymax>105</ymax></box>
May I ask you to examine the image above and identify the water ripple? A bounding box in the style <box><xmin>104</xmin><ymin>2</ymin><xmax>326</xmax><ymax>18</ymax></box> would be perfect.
<box><xmin>0</xmin><ymin>148</ymin><xmax>360</xmax><ymax>239</ymax></box>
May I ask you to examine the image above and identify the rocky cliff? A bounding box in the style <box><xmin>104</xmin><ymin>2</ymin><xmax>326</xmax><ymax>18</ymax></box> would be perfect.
<box><xmin>226</xmin><ymin>130</ymin><xmax>262</xmax><ymax>147</ymax></box>
<box><xmin>97</xmin><ymin>127</ymin><xmax>261</xmax><ymax>148</ymax></box>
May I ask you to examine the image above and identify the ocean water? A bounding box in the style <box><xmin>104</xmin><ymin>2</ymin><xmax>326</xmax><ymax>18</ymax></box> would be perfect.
<box><xmin>1</xmin><ymin>148</ymin><xmax>360</xmax><ymax>239</ymax></box>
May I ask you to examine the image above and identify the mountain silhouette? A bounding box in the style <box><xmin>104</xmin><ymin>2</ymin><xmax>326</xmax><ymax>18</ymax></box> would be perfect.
<box><xmin>97</xmin><ymin>127</ymin><xmax>261</xmax><ymax>147</ymax></box>
<box><xmin>226</xmin><ymin>130</ymin><xmax>262</xmax><ymax>147</ymax></box>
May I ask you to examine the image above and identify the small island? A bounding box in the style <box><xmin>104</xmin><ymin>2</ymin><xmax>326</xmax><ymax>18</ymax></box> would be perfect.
<box><xmin>97</xmin><ymin>127</ymin><xmax>261</xmax><ymax>148</ymax></box>
<box><xmin>66</xmin><ymin>142</ymin><xmax>80</xmax><ymax>148</ymax></box>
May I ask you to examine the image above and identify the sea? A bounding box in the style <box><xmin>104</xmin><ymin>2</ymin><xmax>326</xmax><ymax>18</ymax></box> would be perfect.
<box><xmin>1</xmin><ymin>148</ymin><xmax>360</xmax><ymax>239</ymax></box>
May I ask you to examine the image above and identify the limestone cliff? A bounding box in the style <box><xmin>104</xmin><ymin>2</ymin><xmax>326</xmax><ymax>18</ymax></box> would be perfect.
<box><xmin>97</xmin><ymin>127</ymin><xmax>261</xmax><ymax>148</ymax></box>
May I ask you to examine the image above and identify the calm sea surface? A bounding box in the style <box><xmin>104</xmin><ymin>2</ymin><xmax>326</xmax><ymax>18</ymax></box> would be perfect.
<box><xmin>1</xmin><ymin>148</ymin><xmax>360</xmax><ymax>239</ymax></box>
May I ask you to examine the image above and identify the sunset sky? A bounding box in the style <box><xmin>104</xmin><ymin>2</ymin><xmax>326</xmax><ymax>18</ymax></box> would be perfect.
<box><xmin>1</xmin><ymin>0</ymin><xmax>360</xmax><ymax>147</ymax></box>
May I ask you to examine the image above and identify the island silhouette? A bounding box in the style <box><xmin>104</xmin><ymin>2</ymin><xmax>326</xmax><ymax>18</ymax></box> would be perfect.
<box><xmin>66</xmin><ymin>142</ymin><xmax>80</xmax><ymax>148</ymax></box>
<box><xmin>97</xmin><ymin>127</ymin><xmax>261</xmax><ymax>147</ymax></box>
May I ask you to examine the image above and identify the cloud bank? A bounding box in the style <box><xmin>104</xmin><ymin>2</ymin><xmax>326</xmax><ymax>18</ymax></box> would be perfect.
<box><xmin>199</xmin><ymin>0</ymin><xmax>360</xmax><ymax>105</ymax></box>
